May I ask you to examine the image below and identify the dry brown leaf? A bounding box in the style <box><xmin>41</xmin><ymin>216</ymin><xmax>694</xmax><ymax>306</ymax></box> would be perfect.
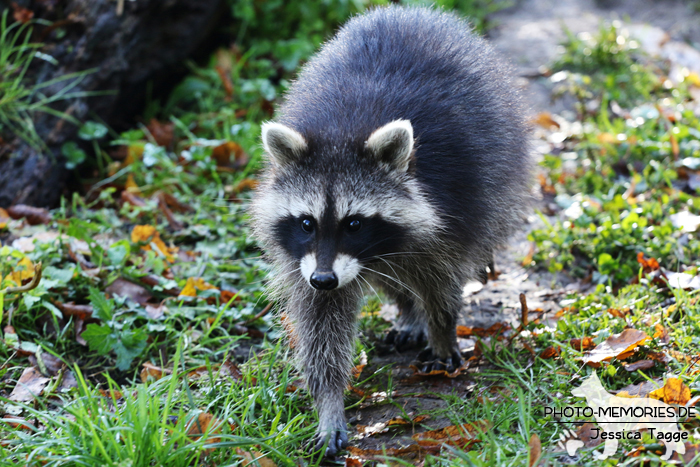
<box><xmin>615</xmin><ymin>379</ymin><xmax>664</xmax><ymax>398</ymax></box>
<box><xmin>140</xmin><ymin>362</ymin><xmax>170</xmax><ymax>382</ymax></box>
<box><xmin>106</xmin><ymin>278</ymin><xmax>152</xmax><ymax>305</ymax></box>
<box><xmin>55</xmin><ymin>301</ymin><xmax>93</xmax><ymax>320</ymax></box>
<box><xmin>98</xmin><ymin>389</ymin><xmax>123</xmax><ymax>400</ymax></box>
<box><xmin>637</xmin><ymin>252</ymin><xmax>660</xmax><ymax>273</ymax></box>
<box><xmin>146</xmin><ymin>119</ymin><xmax>174</xmax><ymax>147</ymax></box>
<box><xmin>539</xmin><ymin>346</ymin><xmax>560</xmax><ymax>359</ymax></box>
<box><xmin>622</xmin><ymin>359</ymin><xmax>655</xmax><ymax>372</ymax></box>
<box><xmin>576</xmin><ymin>422</ymin><xmax>603</xmax><ymax>448</ymax></box>
<box><xmin>235</xmin><ymin>448</ymin><xmax>277</xmax><ymax>467</ymax></box>
<box><xmin>11</xmin><ymin>2</ymin><xmax>34</xmax><ymax>23</ymax></box>
<box><xmin>582</xmin><ymin>329</ymin><xmax>650</xmax><ymax>365</ymax></box>
<box><xmin>212</xmin><ymin>141</ymin><xmax>248</xmax><ymax>169</ymax></box>
<box><xmin>345</xmin><ymin>459</ymin><xmax>363</xmax><ymax>467</ymax></box>
<box><xmin>9</xmin><ymin>367</ymin><xmax>50</xmax><ymax>402</ymax></box>
<box><xmin>2</xmin><ymin>415</ymin><xmax>36</xmax><ymax>431</ymax></box>
<box><xmin>607</xmin><ymin>308</ymin><xmax>631</xmax><ymax>318</ymax></box>
<box><xmin>187</xmin><ymin>361</ymin><xmax>244</xmax><ymax>382</ymax></box>
<box><xmin>570</xmin><ymin>337</ymin><xmax>596</xmax><ymax>351</ymax></box>
<box><xmin>412</xmin><ymin>420</ymin><xmax>490</xmax><ymax>450</ymax></box>
<box><xmin>531</xmin><ymin>112</ymin><xmax>560</xmax><ymax>129</ymax></box>
<box><xmin>456</xmin><ymin>322</ymin><xmax>509</xmax><ymax>338</ymax></box>
<box><xmin>7</xmin><ymin>205</ymin><xmax>51</xmax><ymax>225</ymax></box>
<box><xmin>346</xmin><ymin>444</ymin><xmax>424</xmax><ymax>460</ymax></box>
<box><xmin>528</xmin><ymin>433</ymin><xmax>541</xmax><ymax>467</ymax></box>
<box><xmin>653</xmin><ymin>324</ymin><xmax>670</xmax><ymax>344</ymax></box>
<box><xmin>186</xmin><ymin>412</ymin><xmax>222</xmax><ymax>442</ymax></box>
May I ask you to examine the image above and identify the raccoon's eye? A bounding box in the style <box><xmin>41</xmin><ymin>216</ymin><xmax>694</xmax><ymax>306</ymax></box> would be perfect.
<box><xmin>301</xmin><ymin>218</ymin><xmax>314</xmax><ymax>233</ymax></box>
<box><xmin>347</xmin><ymin>219</ymin><xmax>362</xmax><ymax>232</ymax></box>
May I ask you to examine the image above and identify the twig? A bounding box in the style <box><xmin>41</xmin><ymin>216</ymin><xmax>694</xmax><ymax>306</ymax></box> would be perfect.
<box><xmin>1</xmin><ymin>262</ymin><xmax>43</xmax><ymax>295</ymax></box>
<box><xmin>236</xmin><ymin>302</ymin><xmax>273</xmax><ymax>327</ymax></box>
<box><xmin>519</xmin><ymin>293</ymin><xmax>528</xmax><ymax>327</ymax></box>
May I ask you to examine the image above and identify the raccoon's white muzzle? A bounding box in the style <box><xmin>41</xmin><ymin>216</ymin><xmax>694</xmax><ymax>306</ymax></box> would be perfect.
<box><xmin>300</xmin><ymin>253</ymin><xmax>360</xmax><ymax>290</ymax></box>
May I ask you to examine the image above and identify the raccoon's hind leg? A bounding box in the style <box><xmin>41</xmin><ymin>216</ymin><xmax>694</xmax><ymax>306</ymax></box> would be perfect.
<box><xmin>384</xmin><ymin>293</ymin><xmax>427</xmax><ymax>351</ymax></box>
<box><xmin>415</xmin><ymin>275</ymin><xmax>464</xmax><ymax>373</ymax></box>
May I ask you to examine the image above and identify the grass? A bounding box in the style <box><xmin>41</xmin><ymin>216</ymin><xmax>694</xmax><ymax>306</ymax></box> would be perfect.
<box><xmin>1</xmin><ymin>3</ymin><xmax>700</xmax><ymax>467</ymax></box>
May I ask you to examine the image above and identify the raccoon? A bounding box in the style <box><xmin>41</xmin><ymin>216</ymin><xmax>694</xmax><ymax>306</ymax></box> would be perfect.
<box><xmin>251</xmin><ymin>6</ymin><xmax>531</xmax><ymax>455</ymax></box>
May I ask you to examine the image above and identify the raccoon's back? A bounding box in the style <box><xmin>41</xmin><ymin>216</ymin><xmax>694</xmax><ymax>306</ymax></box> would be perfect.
<box><xmin>278</xmin><ymin>6</ymin><xmax>531</xmax><ymax>247</ymax></box>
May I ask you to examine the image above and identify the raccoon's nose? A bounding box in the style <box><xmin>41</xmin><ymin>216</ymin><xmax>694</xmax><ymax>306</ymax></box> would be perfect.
<box><xmin>310</xmin><ymin>271</ymin><xmax>339</xmax><ymax>290</ymax></box>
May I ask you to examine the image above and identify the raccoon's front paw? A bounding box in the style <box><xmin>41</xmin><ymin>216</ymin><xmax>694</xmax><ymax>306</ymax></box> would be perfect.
<box><xmin>416</xmin><ymin>348</ymin><xmax>463</xmax><ymax>373</ymax></box>
<box><xmin>314</xmin><ymin>428</ymin><xmax>348</xmax><ymax>457</ymax></box>
<box><xmin>385</xmin><ymin>328</ymin><xmax>426</xmax><ymax>351</ymax></box>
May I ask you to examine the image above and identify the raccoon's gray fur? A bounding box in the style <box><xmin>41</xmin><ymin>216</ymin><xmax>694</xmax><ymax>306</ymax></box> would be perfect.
<box><xmin>250</xmin><ymin>5</ymin><xmax>531</xmax><ymax>455</ymax></box>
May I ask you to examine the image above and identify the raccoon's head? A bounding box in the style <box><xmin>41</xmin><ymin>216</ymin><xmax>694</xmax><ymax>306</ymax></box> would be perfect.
<box><xmin>252</xmin><ymin>119</ymin><xmax>439</xmax><ymax>291</ymax></box>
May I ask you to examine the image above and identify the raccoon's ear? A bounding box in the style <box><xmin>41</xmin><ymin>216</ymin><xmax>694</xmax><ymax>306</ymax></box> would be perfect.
<box><xmin>365</xmin><ymin>120</ymin><xmax>414</xmax><ymax>172</ymax></box>
<box><xmin>261</xmin><ymin>122</ymin><xmax>308</xmax><ymax>167</ymax></box>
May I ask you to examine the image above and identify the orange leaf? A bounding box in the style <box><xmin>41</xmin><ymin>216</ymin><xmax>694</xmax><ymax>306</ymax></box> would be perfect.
<box><xmin>179</xmin><ymin>277</ymin><xmax>218</xmax><ymax>298</ymax></box>
<box><xmin>130</xmin><ymin>225</ymin><xmax>177</xmax><ymax>262</ymax></box>
<box><xmin>529</xmin><ymin>433</ymin><xmax>541</xmax><ymax>467</ymax></box>
<box><xmin>570</xmin><ymin>337</ymin><xmax>596</xmax><ymax>351</ymax></box>
<box><xmin>412</xmin><ymin>420</ymin><xmax>490</xmax><ymax>449</ymax></box>
<box><xmin>539</xmin><ymin>346</ymin><xmax>560</xmax><ymax>359</ymax></box>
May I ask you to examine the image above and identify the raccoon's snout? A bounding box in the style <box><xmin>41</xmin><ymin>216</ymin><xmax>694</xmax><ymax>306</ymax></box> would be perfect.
<box><xmin>310</xmin><ymin>271</ymin><xmax>339</xmax><ymax>290</ymax></box>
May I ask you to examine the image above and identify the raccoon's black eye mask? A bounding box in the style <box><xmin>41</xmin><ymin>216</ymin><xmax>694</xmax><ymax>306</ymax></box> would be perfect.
<box><xmin>274</xmin><ymin>213</ymin><xmax>408</xmax><ymax>262</ymax></box>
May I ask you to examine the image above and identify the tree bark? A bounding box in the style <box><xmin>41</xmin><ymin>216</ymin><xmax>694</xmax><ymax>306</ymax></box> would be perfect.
<box><xmin>0</xmin><ymin>0</ymin><xmax>225</xmax><ymax>207</ymax></box>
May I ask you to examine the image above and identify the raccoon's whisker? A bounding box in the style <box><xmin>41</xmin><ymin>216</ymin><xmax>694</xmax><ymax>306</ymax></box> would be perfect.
<box><xmin>360</xmin><ymin>265</ymin><xmax>423</xmax><ymax>304</ymax></box>
<box><xmin>356</xmin><ymin>271</ymin><xmax>383</xmax><ymax>305</ymax></box>
<box><xmin>355</xmin><ymin>234</ymin><xmax>405</xmax><ymax>257</ymax></box>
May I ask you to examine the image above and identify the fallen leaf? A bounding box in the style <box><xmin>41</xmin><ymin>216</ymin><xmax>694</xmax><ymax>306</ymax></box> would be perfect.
<box><xmin>7</xmin><ymin>205</ymin><xmax>51</xmax><ymax>225</ymax></box>
<box><xmin>607</xmin><ymin>308</ymin><xmax>631</xmax><ymax>318</ymax></box>
<box><xmin>179</xmin><ymin>277</ymin><xmax>218</xmax><ymax>298</ymax></box>
<box><xmin>106</xmin><ymin>278</ymin><xmax>152</xmax><ymax>305</ymax></box>
<box><xmin>55</xmin><ymin>302</ymin><xmax>93</xmax><ymax>320</ymax></box>
<box><xmin>346</xmin><ymin>445</ymin><xmax>424</xmax><ymax>460</ymax></box>
<box><xmin>11</xmin><ymin>2</ymin><xmax>33</xmax><ymax>24</ymax></box>
<box><xmin>235</xmin><ymin>448</ymin><xmax>276</xmax><ymax>466</ymax></box>
<box><xmin>234</xmin><ymin>178</ymin><xmax>258</xmax><ymax>193</ymax></box>
<box><xmin>637</xmin><ymin>252</ymin><xmax>660</xmax><ymax>273</ymax></box>
<box><xmin>653</xmin><ymin>324</ymin><xmax>670</xmax><ymax>344</ymax></box>
<box><xmin>576</xmin><ymin>422</ymin><xmax>603</xmax><ymax>448</ymax></box>
<box><xmin>531</xmin><ymin>112</ymin><xmax>560</xmax><ymax>130</ymax></box>
<box><xmin>570</xmin><ymin>337</ymin><xmax>596</xmax><ymax>351</ymax></box>
<box><xmin>2</xmin><ymin>415</ymin><xmax>36</xmax><ymax>431</ymax></box>
<box><xmin>131</xmin><ymin>225</ymin><xmax>177</xmax><ymax>262</ymax></box>
<box><xmin>456</xmin><ymin>322</ymin><xmax>510</xmax><ymax>338</ymax></box>
<box><xmin>98</xmin><ymin>389</ymin><xmax>123</xmax><ymax>400</ymax></box>
<box><xmin>622</xmin><ymin>359</ymin><xmax>655</xmax><ymax>372</ymax></box>
<box><xmin>412</xmin><ymin>420</ymin><xmax>490</xmax><ymax>450</ymax></box>
<box><xmin>345</xmin><ymin>459</ymin><xmax>362</xmax><ymax>467</ymax></box>
<box><xmin>539</xmin><ymin>346</ymin><xmax>560</xmax><ymax>359</ymax></box>
<box><xmin>582</xmin><ymin>329</ymin><xmax>651</xmax><ymax>365</ymax></box>
<box><xmin>146</xmin><ymin>119</ymin><xmax>174</xmax><ymax>147</ymax></box>
<box><xmin>140</xmin><ymin>362</ymin><xmax>170</xmax><ymax>382</ymax></box>
<box><xmin>9</xmin><ymin>367</ymin><xmax>50</xmax><ymax>402</ymax></box>
<box><xmin>186</xmin><ymin>412</ymin><xmax>223</xmax><ymax>442</ymax></box>
<box><xmin>649</xmin><ymin>377</ymin><xmax>691</xmax><ymax>405</ymax></box>
<box><xmin>212</xmin><ymin>141</ymin><xmax>248</xmax><ymax>168</ymax></box>
<box><xmin>615</xmin><ymin>379</ymin><xmax>663</xmax><ymax>398</ymax></box>
<box><xmin>529</xmin><ymin>433</ymin><xmax>541</xmax><ymax>467</ymax></box>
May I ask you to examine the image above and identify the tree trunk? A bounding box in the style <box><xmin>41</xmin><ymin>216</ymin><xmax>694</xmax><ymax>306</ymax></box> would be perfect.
<box><xmin>0</xmin><ymin>0</ymin><xmax>226</xmax><ymax>207</ymax></box>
